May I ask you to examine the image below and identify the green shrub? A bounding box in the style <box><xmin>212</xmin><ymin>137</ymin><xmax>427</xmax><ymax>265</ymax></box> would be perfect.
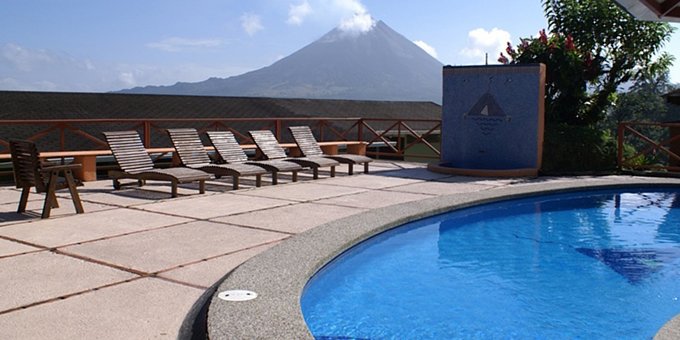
<box><xmin>541</xmin><ymin>124</ymin><xmax>617</xmax><ymax>173</ymax></box>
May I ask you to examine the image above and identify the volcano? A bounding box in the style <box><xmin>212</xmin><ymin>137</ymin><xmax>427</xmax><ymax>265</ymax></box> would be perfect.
<box><xmin>120</xmin><ymin>20</ymin><xmax>443</xmax><ymax>103</ymax></box>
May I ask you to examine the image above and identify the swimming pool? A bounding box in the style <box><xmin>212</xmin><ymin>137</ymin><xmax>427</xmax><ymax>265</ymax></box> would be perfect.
<box><xmin>301</xmin><ymin>188</ymin><xmax>680</xmax><ymax>339</ymax></box>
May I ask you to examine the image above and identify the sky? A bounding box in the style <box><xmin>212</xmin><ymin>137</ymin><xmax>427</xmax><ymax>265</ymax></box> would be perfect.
<box><xmin>1</xmin><ymin>0</ymin><xmax>679</xmax><ymax>93</ymax></box>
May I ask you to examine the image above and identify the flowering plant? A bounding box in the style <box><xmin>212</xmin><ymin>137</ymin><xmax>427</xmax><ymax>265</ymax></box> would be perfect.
<box><xmin>498</xmin><ymin>29</ymin><xmax>603</xmax><ymax>125</ymax></box>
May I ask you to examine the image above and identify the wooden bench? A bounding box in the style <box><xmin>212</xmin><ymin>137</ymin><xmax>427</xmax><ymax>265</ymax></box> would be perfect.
<box><xmin>0</xmin><ymin>141</ymin><xmax>368</xmax><ymax>182</ymax></box>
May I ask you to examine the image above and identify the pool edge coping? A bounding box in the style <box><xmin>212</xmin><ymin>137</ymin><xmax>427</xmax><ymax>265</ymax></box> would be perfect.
<box><xmin>206</xmin><ymin>177</ymin><xmax>680</xmax><ymax>339</ymax></box>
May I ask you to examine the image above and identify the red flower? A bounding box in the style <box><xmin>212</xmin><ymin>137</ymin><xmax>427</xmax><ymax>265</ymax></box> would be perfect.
<box><xmin>520</xmin><ymin>39</ymin><xmax>529</xmax><ymax>50</ymax></box>
<box><xmin>539</xmin><ymin>29</ymin><xmax>548</xmax><ymax>44</ymax></box>
<box><xmin>565</xmin><ymin>35</ymin><xmax>575</xmax><ymax>51</ymax></box>
<box><xmin>498</xmin><ymin>53</ymin><xmax>509</xmax><ymax>64</ymax></box>
<box><xmin>584</xmin><ymin>52</ymin><xmax>593</xmax><ymax>66</ymax></box>
<box><xmin>506</xmin><ymin>42</ymin><xmax>515</xmax><ymax>56</ymax></box>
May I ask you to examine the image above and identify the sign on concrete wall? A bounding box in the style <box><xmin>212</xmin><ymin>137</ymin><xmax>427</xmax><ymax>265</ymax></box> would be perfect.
<box><xmin>435</xmin><ymin>64</ymin><xmax>545</xmax><ymax>177</ymax></box>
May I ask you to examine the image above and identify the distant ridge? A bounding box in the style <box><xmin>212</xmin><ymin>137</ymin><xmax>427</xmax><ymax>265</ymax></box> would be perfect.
<box><xmin>119</xmin><ymin>20</ymin><xmax>443</xmax><ymax>103</ymax></box>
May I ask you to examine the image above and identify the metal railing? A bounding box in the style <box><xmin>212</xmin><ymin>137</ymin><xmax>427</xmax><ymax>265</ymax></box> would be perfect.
<box><xmin>0</xmin><ymin>117</ymin><xmax>442</xmax><ymax>160</ymax></box>
<box><xmin>617</xmin><ymin>121</ymin><xmax>680</xmax><ymax>173</ymax></box>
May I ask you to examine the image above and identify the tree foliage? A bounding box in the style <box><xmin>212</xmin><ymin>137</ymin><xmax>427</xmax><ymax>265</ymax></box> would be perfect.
<box><xmin>501</xmin><ymin>30</ymin><xmax>602</xmax><ymax>125</ymax></box>
<box><xmin>501</xmin><ymin>0</ymin><xmax>675</xmax><ymax>126</ymax></box>
<box><xmin>607</xmin><ymin>69</ymin><xmax>676</xmax><ymax>127</ymax></box>
<box><xmin>542</xmin><ymin>0</ymin><xmax>675</xmax><ymax>123</ymax></box>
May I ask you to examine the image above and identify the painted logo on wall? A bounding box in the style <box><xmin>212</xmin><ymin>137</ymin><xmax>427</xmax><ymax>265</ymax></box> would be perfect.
<box><xmin>464</xmin><ymin>92</ymin><xmax>511</xmax><ymax>136</ymax></box>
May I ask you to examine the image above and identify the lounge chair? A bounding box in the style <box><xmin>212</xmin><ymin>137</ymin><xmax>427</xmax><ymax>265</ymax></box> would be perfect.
<box><xmin>248</xmin><ymin>130</ymin><xmax>339</xmax><ymax>180</ymax></box>
<box><xmin>167</xmin><ymin>128</ymin><xmax>267</xmax><ymax>189</ymax></box>
<box><xmin>206</xmin><ymin>130</ymin><xmax>302</xmax><ymax>185</ymax></box>
<box><xmin>103</xmin><ymin>131</ymin><xmax>211</xmax><ymax>197</ymax></box>
<box><xmin>289</xmin><ymin>126</ymin><xmax>372</xmax><ymax>175</ymax></box>
<box><xmin>10</xmin><ymin>139</ymin><xmax>85</xmax><ymax>218</ymax></box>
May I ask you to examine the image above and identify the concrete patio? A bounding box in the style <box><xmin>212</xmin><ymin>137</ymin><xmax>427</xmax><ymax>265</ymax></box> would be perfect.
<box><xmin>0</xmin><ymin>160</ymin><xmax>678</xmax><ymax>339</ymax></box>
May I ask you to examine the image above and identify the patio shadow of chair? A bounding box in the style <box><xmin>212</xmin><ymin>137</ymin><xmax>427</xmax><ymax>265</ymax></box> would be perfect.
<box><xmin>0</xmin><ymin>211</ymin><xmax>37</xmax><ymax>223</ymax></box>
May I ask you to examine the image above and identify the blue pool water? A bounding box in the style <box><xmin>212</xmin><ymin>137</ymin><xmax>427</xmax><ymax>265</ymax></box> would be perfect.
<box><xmin>301</xmin><ymin>188</ymin><xmax>680</xmax><ymax>339</ymax></box>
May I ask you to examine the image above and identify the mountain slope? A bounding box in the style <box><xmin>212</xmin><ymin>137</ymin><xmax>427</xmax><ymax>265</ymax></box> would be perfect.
<box><xmin>121</xmin><ymin>20</ymin><xmax>443</xmax><ymax>103</ymax></box>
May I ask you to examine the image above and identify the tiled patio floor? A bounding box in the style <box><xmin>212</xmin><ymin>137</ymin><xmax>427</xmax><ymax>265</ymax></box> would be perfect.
<box><xmin>0</xmin><ymin>161</ymin><xmax>676</xmax><ymax>339</ymax></box>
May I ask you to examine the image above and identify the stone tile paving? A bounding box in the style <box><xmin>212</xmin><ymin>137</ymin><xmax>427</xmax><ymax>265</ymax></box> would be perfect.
<box><xmin>315</xmin><ymin>189</ymin><xmax>435</xmax><ymax>209</ymax></box>
<box><xmin>0</xmin><ymin>251</ymin><xmax>136</xmax><ymax>312</ymax></box>
<box><xmin>1</xmin><ymin>161</ymin><xmax>674</xmax><ymax>339</ymax></box>
<box><xmin>0</xmin><ymin>278</ymin><xmax>203</xmax><ymax>340</ymax></box>
<box><xmin>0</xmin><ymin>238</ymin><xmax>40</xmax><ymax>257</ymax></box>
<box><xmin>158</xmin><ymin>242</ymin><xmax>279</xmax><ymax>288</ymax></box>
<box><xmin>235</xmin><ymin>181</ymin><xmax>368</xmax><ymax>202</ymax></box>
<box><xmin>214</xmin><ymin>202</ymin><xmax>367</xmax><ymax>234</ymax></box>
<box><xmin>0</xmin><ymin>208</ymin><xmax>193</xmax><ymax>248</ymax></box>
<box><xmin>61</xmin><ymin>221</ymin><xmax>288</xmax><ymax>273</ymax></box>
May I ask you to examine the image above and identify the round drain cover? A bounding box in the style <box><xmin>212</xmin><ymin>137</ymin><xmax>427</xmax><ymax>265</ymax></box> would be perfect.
<box><xmin>217</xmin><ymin>290</ymin><xmax>258</xmax><ymax>302</ymax></box>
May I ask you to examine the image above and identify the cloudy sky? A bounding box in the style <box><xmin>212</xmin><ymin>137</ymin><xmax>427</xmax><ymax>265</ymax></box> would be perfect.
<box><xmin>2</xmin><ymin>0</ymin><xmax>679</xmax><ymax>92</ymax></box>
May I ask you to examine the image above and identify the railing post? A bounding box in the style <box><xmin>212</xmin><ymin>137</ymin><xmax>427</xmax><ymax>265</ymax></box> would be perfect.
<box><xmin>275</xmin><ymin>119</ymin><xmax>282</xmax><ymax>141</ymax></box>
<box><xmin>319</xmin><ymin>120</ymin><xmax>325</xmax><ymax>141</ymax></box>
<box><xmin>358</xmin><ymin>118</ymin><xmax>364</xmax><ymax>142</ymax></box>
<box><xmin>143</xmin><ymin>121</ymin><xmax>151</xmax><ymax>148</ymax></box>
<box><xmin>59</xmin><ymin>124</ymin><xmax>66</xmax><ymax>151</ymax></box>
<box><xmin>617</xmin><ymin>122</ymin><xmax>624</xmax><ymax>170</ymax></box>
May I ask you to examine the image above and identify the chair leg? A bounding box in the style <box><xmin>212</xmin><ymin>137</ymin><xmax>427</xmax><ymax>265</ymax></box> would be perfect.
<box><xmin>232</xmin><ymin>176</ymin><xmax>240</xmax><ymax>190</ymax></box>
<box><xmin>363</xmin><ymin>162</ymin><xmax>369</xmax><ymax>174</ymax></box>
<box><xmin>199</xmin><ymin>180</ymin><xmax>205</xmax><ymax>194</ymax></box>
<box><xmin>313</xmin><ymin>168</ymin><xmax>319</xmax><ymax>180</ymax></box>
<box><xmin>113</xmin><ymin>179</ymin><xmax>121</xmax><ymax>190</ymax></box>
<box><xmin>64</xmin><ymin>169</ymin><xmax>84</xmax><ymax>214</ymax></box>
<box><xmin>41</xmin><ymin>170</ymin><xmax>59</xmax><ymax>219</ymax></box>
<box><xmin>330</xmin><ymin>166</ymin><xmax>336</xmax><ymax>178</ymax></box>
<box><xmin>255</xmin><ymin>175</ymin><xmax>262</xmax><ymax>187</ymax></box>
<box><xmin>348</xmin><ymin>163</ymin><xmax>354</xmax><ymax>175</ymax></box>
<box><xmin>171</xmin><ymin>181</ymin><xmax>178</xmax><ymax>198</ymax></box>
<box><xmin>18</xmin><ymin>186</ymin><xmax>30</xmax><ymax>213</ymax></box>
<box><xmin>272</xmin><ymin>172</ymin><xmax>278</xmax><ymax>185</ymax></box>
<box><xmin>292</xmin><ymin>171</ymin><xmax>298</xmax><ymax>182</ymax></box>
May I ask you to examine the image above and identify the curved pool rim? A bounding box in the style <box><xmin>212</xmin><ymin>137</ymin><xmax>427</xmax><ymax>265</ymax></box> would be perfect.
<box><xmin>207</xmin><ymin>177</ymin><xmax>680</xmax><ymax>339</ymax></box>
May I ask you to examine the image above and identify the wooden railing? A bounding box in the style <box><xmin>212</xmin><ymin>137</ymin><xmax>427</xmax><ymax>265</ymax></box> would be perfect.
<box><xmin>617</xmin><ymin>121</ymin><xmax>680</xmax><ymax>173</ymax></box>
<box><xmin>0</xmin><ymin>117</ymin><xmax>442</xmax><ymax>160</ymax></box>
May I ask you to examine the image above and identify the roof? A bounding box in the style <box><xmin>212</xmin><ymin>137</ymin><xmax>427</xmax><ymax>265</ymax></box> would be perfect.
<box><xmin>614</xmin><ymin>0</ymin><xmax>680</xmax><ymax>22</ymax></box>
<box><xmin>0</xmin><ymin>91</ymin><xmax>441</xmax><ymax>152</ymax></box>
<box><xmin>0</xmin><ymin>91</ymin><xmax>440</xmax><ymax>120</ymax></box>
<box><xmin>665</xmin><ymin>88</ymin><xmax>680</xmax><ymax>105</ymax></box>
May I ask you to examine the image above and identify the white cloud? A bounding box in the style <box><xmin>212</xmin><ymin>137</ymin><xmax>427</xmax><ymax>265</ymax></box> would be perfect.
<box><xmin>0</xmin><ymin>42</ymin><xmax>251</xmax><ymax>92</ymax></box>
<box><xmin>339</xmin><ymin>12</ymin><xmax>374</xmax><ymax>33</ymax></box>
<box><xmin>146</xmin><ymin>37</ymin><xmax>222</xmax><ymax>52</ymax></box>
<box><xmin>241</xmin><ymin>13</ymin><xmax>264</xmax><ymax>36</ymax></box>
<box><xmin>2</xmin><ymin>43</ymin><xmax>53</xmax><ymax>71</ymax></box>
<box><xmin>335</xmin><ymin>0</ymin><xmax>374</xmax><ymax>33</ymax></box>
<box><xmin>118</xmin><ymin>72</ymin><xmax>136</xmax><ymax>87</ymax></box>
<box><xmin>287</xmin><ymin>0</ymin><xmax>375</xmax><ymax>33</ymax></box>
<box><xmin>459</xmin><ymin>28</ymin><xmax>511</xmax><ymax>63</ymax></box>
<box><xmin>413</xmin><ymin>40</ymin><xmax>438</xmax><ymax>59</ymax></box>
<box><xmin>287</xmin><ymin>0</ymin><xmax>313</xmax><ymax>25</ymax></box>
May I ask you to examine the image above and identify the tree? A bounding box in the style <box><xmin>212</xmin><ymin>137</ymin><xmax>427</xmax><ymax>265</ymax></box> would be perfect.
<box><xmin>498</xmin><ymin>0</ymin><xmax>675</xmax><ymax>172</ymax></box>
<box><xmin>500</xmin><ymin>0</ymin><xmax>675</xmax><ymax>126</ymax></box>
<box><xmin>607</xmin><ymin>68</ymin><xmax>676</xmax><ymax>127</ymax></box>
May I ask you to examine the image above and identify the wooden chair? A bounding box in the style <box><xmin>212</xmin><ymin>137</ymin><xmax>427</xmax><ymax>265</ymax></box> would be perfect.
<box><xmin>9</xmin><ymin>140</ymin><xmax>84</xmax><ymax>219</ymax></box>
<box><xmin>289</xmin><ymin>126</ymin><xmax>372</xmax><ymax>175</ymax></box>
<box><xmin>103</xmin><ymin>131</ymin><xmax>212</xmax><ymax>197</ymax></box>
<box><xmin>206</xmin><ymin>130</ymin><xmax>302</xmax><ymax>185</ymax></box>
<box><xmin>248</xmin><ymin>130</ymin><xmax>339</xmax><ymax>180</ymax></box>
<box><xmin>167</xmin><ymin>128</ymin><xmax>267</xmax><ymax>189</ymax></box>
